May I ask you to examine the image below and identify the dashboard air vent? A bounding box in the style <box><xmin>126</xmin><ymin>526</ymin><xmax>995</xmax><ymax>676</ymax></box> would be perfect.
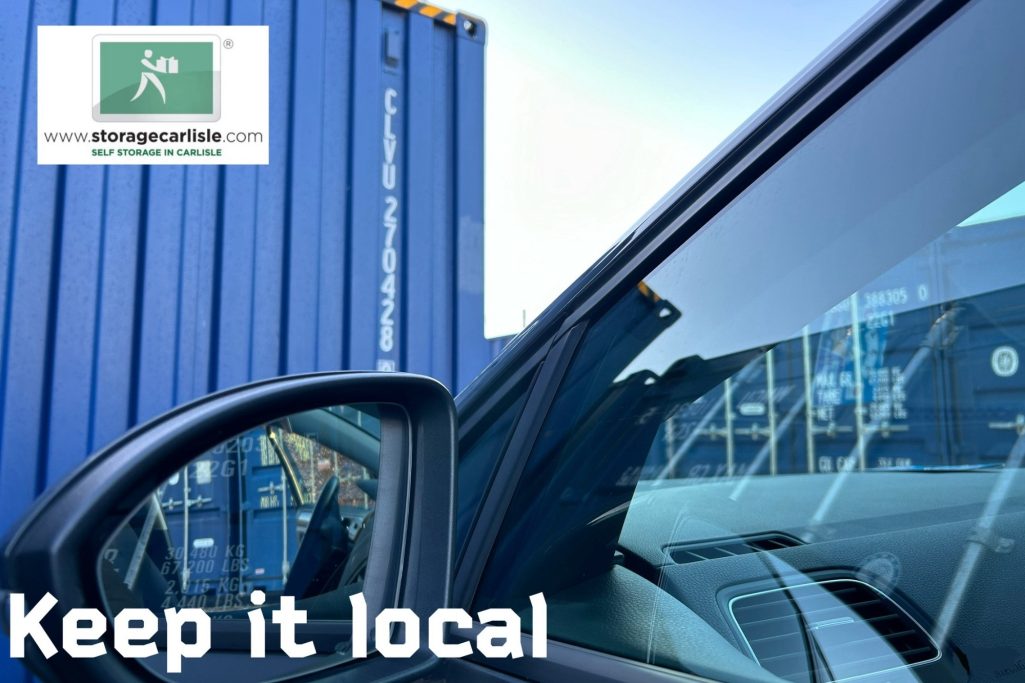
<box><xmin>668</xmin><ymin>533</ymin><xmax>801</xmax><ymax>564</ymax></box>
<box><xmin>729</xmin><ymin>579</ymin><xmax>939</xmax><ymax>682</ymax></box>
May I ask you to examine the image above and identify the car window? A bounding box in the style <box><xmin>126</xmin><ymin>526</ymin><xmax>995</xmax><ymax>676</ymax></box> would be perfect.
<box><xmin>474</xmin><ymin>2</ymin><xmax>1025</xmax><ymax>681</ymax></box>
<box><xmin>456</xmin><ymin>380</ymin><xmax>531</xmax><ymax>554</ymax></box>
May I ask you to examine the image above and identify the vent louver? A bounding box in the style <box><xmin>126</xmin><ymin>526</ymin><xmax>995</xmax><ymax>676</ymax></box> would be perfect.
<box><xmin>729</xmin><ymin>580</ymin><xmax>939</xmax><ymax>682</ymax></box>
<box><xmin>668</xmin><ymin>533</ymin><xmax>801</xmax><ymax>564</ymax></box>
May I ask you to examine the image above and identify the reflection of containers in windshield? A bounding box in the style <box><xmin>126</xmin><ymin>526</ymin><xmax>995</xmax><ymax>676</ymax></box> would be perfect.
<box><xmin>657</xmin><ymin>217</ymin><xmax>1025</xmax><ymax>478</ymax></box>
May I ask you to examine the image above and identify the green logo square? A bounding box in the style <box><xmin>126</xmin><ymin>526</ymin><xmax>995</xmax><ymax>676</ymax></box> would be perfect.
<box><xmin>94</xmin><ymin>37</ymin><xmax>219</xmax><ymax>121</ymax></box>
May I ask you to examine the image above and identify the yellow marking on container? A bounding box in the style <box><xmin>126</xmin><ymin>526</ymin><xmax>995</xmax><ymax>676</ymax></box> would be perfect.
<box><xmin>420</xmin><ymin>4</ymin><xmax>444</xmax><ymax>17</ymax></box>
<box><xmin>395</xmin><ymin>0</ymin><xmax>418</xmax><ymax>7</ymax></box>
<box><xmin>443</xmin><ymin>12</ymin><xmax>457</xmax><ymax>25</ymax></box>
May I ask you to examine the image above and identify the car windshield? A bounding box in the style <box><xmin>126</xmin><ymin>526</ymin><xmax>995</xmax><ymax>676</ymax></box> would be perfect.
<box><xmin>473</xmin><ymin>2</ymin><xmax>1025</xmax><ymax>681</ymax></box>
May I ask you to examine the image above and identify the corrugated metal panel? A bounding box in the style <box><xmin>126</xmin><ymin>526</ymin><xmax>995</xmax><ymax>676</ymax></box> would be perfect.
<box><xmin>0</xmin><ymin>0</ymin><xmax>487</xmax><ymax>620</ymax></box>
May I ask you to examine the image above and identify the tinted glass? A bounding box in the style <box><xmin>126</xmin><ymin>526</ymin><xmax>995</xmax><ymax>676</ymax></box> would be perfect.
<box><xmin>456</xmin><ymin>377</ymin><xmax>531</xmax><ymax>552</ymax></box>
<box><xmin>475</xmin><ymin>3</ymin><xmax>1025</xmax><ymax>681</ymax></box>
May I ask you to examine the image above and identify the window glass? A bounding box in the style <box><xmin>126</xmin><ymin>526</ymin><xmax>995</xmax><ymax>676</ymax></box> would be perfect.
<box><xmin>99</xmin><ymin>403</ymin><xmax>385</xmax><ymax>679</ymax></box>
<box><xmin>456</xmin><ymin>375</ymin><xmax>532</xmax><ymax>552</ymax></box>
<box><xmin>101</xmin><ymin>405</ymin><xmax>380</xmax><ymax>616</ymax></box>
<box><xmin>475</xmin><ymin>3</ymin><xmax>1025</xmax><ymax>681</ymax></box>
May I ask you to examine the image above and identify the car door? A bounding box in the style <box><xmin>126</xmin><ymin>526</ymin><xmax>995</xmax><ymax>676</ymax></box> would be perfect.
<box><xmin>445</xmin><ymin>0</ymin><xmax>1025</xmax><ymax>681</ymax></box>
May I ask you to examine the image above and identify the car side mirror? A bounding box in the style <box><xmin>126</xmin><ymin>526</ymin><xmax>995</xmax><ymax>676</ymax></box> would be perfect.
<box><xmin>0</xmin><ymin>372</ymin><xmax>455</xmax><ymax>683</ymax></box>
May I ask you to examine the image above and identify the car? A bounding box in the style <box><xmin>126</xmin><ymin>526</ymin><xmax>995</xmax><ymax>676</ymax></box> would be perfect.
<box><xmin>5</xmin><ymin>0</ymin><xmax>1025</xmax><ymax>680</ymax></box>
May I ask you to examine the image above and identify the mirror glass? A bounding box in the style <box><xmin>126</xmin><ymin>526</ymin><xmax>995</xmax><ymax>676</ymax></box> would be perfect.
<box><xmin>99</xmin><ymin>403</ymin><xmax>381</xmax><ymax>620</ymax></box>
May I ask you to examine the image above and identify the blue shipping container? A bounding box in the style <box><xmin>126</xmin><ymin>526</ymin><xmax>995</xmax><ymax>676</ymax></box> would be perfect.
<box><xmin>0</xmin><ymin>0</ymin><xmax>486</xmax><ymax>540</ymax></box>
<box><xmin>2</xmin><ymin>2</ymin><xmax>486</xmax><ymax>677</ymax></box>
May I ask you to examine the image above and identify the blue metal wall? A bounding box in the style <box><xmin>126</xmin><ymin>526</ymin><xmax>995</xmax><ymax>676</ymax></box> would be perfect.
<box><xmin>0</xmin><ymin>0</ymin><xmax>486</xmax><ymax>580</ymax></box>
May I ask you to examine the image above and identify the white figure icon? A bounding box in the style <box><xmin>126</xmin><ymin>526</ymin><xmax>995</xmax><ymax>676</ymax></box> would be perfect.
<box><xmin>130</xmin><ymin>48</ymin><xmax>178</xmax><ymax>104</ymax></box>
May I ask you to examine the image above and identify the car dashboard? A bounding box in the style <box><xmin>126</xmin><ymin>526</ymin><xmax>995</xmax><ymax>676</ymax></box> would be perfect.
<box><xmin>541</xmin><ymin>471</ymin><xmax>1025</xmax><ymax>682</ymax></box>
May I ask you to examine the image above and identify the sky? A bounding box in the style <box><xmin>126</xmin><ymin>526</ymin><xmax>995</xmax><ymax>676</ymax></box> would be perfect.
<box><xmin>452</xmin><ymin>0</ymin><xmax>882</xmax><ymax>338</ymax></box>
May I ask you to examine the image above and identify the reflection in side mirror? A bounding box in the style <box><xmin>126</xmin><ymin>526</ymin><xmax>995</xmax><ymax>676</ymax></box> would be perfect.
<box><xmin>99</xmin><ymin>404</ymin><xmax>381</xmax><ymax>618</ymax></box>
<box><xmin>3</xmin><ymin>371</ymin><xmax>455</xmax><ymax>683</ymax></box>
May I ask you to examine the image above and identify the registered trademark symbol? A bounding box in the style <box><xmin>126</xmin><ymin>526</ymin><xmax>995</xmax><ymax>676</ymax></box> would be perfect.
<box><xmin>223</xmin><ymin>38</ymin><xmax>234</xmax><ymax>49</ymax></box>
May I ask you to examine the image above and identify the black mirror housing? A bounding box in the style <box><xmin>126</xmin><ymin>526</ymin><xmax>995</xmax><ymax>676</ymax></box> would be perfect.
<box><xmin>0</xmin><ymin>372</ymin><xmax>456</xmax><ymax>683</ymax></box>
